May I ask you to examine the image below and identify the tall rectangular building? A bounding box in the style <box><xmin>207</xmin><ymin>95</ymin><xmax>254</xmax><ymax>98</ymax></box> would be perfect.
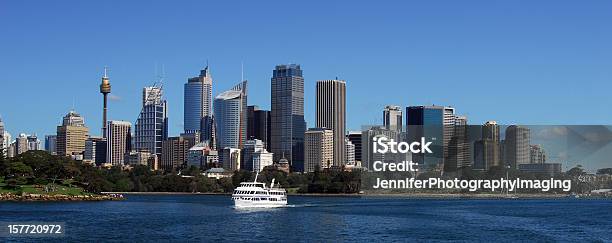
<box><xmin>347</xmin><ymin>131</ymin><xmax>362</xmax><ymax>165</ymax></box>
<box><xmin>214</xmin><ymin>81</ymin><xmax>247</xmax><ymax>150</ymax></box>
<box><xmin>474</xmin><ymin>121</ymin><xmax>501</xmax><ymax>171</ymax></box>
<box><xmin>134</xmin><ymin>86</ymin><xmax>168</xmax><ymax>158</ymax></box>
<box><xmin>184</xmin><ymin>66</ymin><xmax>213</xmax><ymax>140</ymax></box>
<box><xmin>316</xmin><ymin>79</ymin><xmax>346</xmax><ymax>167</ymax></box>
<box><xmin>106</xmin><ymin>120</ymin><xmax>131</xmax><ymax>166</ymax></box>
<box><xmin>304</xmin><ymin>128</ymin><xmax>334</xmax><ymax>172</ymax></box>
<box><xmin>271</xmin><ymin>64</ymin><xmax>306</xmax><ymax>171</ymax></box>
<box><xmin>504</xmin><ymin>125</ymin><xmax>530</xmax><ymax>168</ymax></box>
<box><xmin>45</xmin><ymin>135</ymin><xmax>57</xmax><ymax>155</ymax></box>
<box><xmin>446</xmin><ymin>115</ymin><xmax>471</xmax><ymax>172</ymax></box>
<box><xmin>406</xmin><ymin>105</ymin><xmax>455</xmax><ymax>170</ymax></box>
<box><xmin>56</xmin><ymin>111</ymin><xmax>89</xmax><ymax>157</ymax></box>
<box><xmin>383</xmin><ymin>105</ymin><xmax>403</xmax><ymax>133</ymax></box>
<box><xmin>247</xmin><ymin>105</ymin><xmax>271</xmax><ymax>150</ymax></box>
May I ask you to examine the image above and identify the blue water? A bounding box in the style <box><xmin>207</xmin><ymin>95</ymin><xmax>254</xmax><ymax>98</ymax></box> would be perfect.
<box><xmin>1</xmin><ymin>195</ymin><xmax>611</xmax><ymax>242</ymax></box>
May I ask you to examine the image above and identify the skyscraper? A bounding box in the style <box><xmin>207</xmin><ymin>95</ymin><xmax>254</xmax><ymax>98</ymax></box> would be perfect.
<box><xmin>247</xmin><ymin>105</ymin><xmax>271</xmax><ymax>150</ymax></box>
<box><xmin>15</xmin><ymin>133</ymin><xmax>28</xmax><ymax>155</ymax></box>
<box><xmin>99</xmin><ymin>67</ymin><xmax>111</xmax><ymax>138</ymax></box>
<box><xmin>383</xmin><ymin>105</ymin><xmax>403</xmax><ymax>133</ymax></box>
<box><xmin>316</xmin><ymin>79</ymin><xmax>346</xmax><ymax>167</ymax></box>
<box><xmin>184</xmin><ymin>66</ymin><xmax>213</xmax><ymax>141</ymax></box>
<box><xmin>0</xmin><ymin>117</ymin><xmax>5</xmax><ymax>156</ymax></box>
<box><xmin>134</xmin><ymin>86</ymin><xmax>168</xmax><ymax>158</ymax></box>
<box><xmin>106</xmin><ymin>120</ymin><xmax>131</xmax><ymax>166</ymax></box>
<box><xmin>474</xmin><ymin>121</ymin><xmax>501</xmax><ymax>171</ymax></box>
<box><xmin>214</xmin><ymin>81</ymin><xmax>247</xmax><ymax>150</ymax></box>
<box><xmin>529</xmin><ymin>144</ymin><xmax>546</xmax><ymax>164</ymax></box>
<box><xmin>304</xmin><ymin>128</ymin><xmax>334</xmax><ymax>172</ymax></box>
<box><xmin>347</xmin><ymin>131</ymin><xmax>362</xmax><ymax>165</ymax></box>
<box><xmin>84</xmin><ymin>137</ymin><xmax>107</xmax><ymax>165</ymax></box>
<box><xmin>270</xmin><ymin>64</ymin><xmax>306</xmax><ymax>171</ymax></box>
<box><xmin>504</xmin><ymin>125</ymin><xmax>530</xmax><ymax>168</ymax></box>
<box><xmin>56</xmin><ymin>110</ymin><xmax>89</xmax><ymax>157</ymax></box>
<box><xmin>406</xmin><ymin>105</ymin><xmax>455</xmax><ymax>170</ymax></box>
<box><xmin>44</xmin><ymin>135</ymin><xmax>57</xmax><ymax>155</ymax></box>
<box><xmin>346</xmin><ymin>138</ymin><xmax>355</xmax><ymax>166</ymax></box>
<box><xmin>446</xmin><ymin>115</ymin><xmax>471</xmax><ymax>172</ymax></box>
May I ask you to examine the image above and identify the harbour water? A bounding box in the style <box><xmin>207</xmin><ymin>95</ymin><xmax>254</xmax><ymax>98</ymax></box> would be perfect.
<box><xmin>1</xmin><ymin>195</ymin><xmax>611</xmax><ymax>241</ymax></box>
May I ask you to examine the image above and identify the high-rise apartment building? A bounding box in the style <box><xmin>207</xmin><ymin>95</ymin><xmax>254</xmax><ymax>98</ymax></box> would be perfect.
<box><xmin>106</xmin><ymin>120</ymin><xmax>131</xmax><ymax>166</ymax></box>
<box><xmin>304</xmin><ymin>128</ymin><xmax>334</xmax><ymax>172</ymax></box>
<box><xmin>161</xmin><ymin>135</ymin><xmax>196</xmax><ymax>170</ymax></box>
<box><xmin>214</xmin><ymin>81</ymin><xmax>247</xmax><ymax>150</ymax></box>
<box><xmin>134</xmin><ymin>86</ymin><xmax>168</xmax><ymax>158</ymax></box>
<box><xmin>383</xmin><ymin>105</ymin><xmax>403</xmax><ymax>133</ymax></box>
<box><xmin>56</xmin><ymin>110</ymin><xmax>89</xmax><ymax>156</ymax></box>
<box><xmin>346</xmin><ymin>138</ymin><xmax>355</xmax><ymax>166</ymax></box>
<box><xmin>184</xmin><ymin>66</ymin><xmax>213</xmax><ymax>141</ymax></box>
<box><xmin>473</xmin><ymin>121</ymin><xmax>501</xmax><ymax>171</ymax></box>
<box><xmin>270</xmin><ymin>64</ymin><xmax>306</xmax><ymax>171</ymax></box>
<box><xmin>316</xmin><ymin>79</ymin><xmax>346</xmax><ymax>167</ymax></box>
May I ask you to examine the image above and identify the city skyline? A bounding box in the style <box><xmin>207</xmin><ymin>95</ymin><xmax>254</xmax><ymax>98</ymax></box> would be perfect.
<box><xmin>1</xmin><ymin>1</ymin><xmax>611</xmax><ymax>138</ymax></box>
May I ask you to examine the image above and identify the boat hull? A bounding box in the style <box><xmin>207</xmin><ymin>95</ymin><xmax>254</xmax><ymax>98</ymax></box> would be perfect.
<box><xmin>233</xmin><ymin>199</ymin><xmax>287</xmax><ymax>208</ymax></box>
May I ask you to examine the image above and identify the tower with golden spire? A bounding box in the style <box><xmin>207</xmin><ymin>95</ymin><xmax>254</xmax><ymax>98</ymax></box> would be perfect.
<box><xmin>99</xmin><ymin>67</ymin><xmax>111</xmax><ymax>138</ymax></box>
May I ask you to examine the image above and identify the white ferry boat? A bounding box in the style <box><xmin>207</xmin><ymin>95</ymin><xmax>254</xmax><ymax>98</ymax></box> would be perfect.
<box><xmin>232</xmin><ymin>174</ymin><xmax>287</xmax><ymax>208</ymax></box>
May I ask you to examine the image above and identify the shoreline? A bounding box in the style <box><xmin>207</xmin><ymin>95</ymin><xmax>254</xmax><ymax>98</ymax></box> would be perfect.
<box><xmin>101</xmin><ymin>191</ymin><xmax>609</xmax><ymax>199</ymax></box>
<box><xmin>0</xmin><ymin>193</ymin><xmax>124</xmax><ymax>202</ymax></box>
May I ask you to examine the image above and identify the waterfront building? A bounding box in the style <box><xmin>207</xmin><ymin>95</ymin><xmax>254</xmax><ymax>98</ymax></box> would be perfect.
<box><xmin>304</xmin><ymin>128</ymin><xmax>334</xmax><ymax>172</ymax></box>
<box><xmin>44</xmin><ymin>135</ymin><xmax>57</xmax><ymax>155</ymax></box>
<box><xmin>105</xmin><ymin>120</ymin><xmax>131</xmax><ymax>166</ymax></box>
<box><xmin>346</xmin><ymin>138</ymin><xmax>355</xmax><ymax>166</ymax></box>
<box><xmin>161</xmin><ymin>136</ymin><xmax>195</xmax><ymax>170</ymax></box>
<box><xmin>187</xmin><ymin>142</ymin><xmax>218</xmax><ymax>169</ymax></box>
<box><xmin>383</xmin><ymin>105</ymin><xmax>403</xmax><ymax>133</ymax></box>
<box><xmin>56</xmin><ymin>110</ymin><xmax>89</xmax><ymax>157</ymax></box>
<box><xmin>529</xmin><ymin>144</ymin><xmax>546</xmax><ymax>164</ymax></box>
<box><xmin>219</xmin><ymin>147</ymin><xmax>241</xmax><ymax>171</ymax></box>
<box><xmin>504</xmin><ymin>125</ymin><xmax>530</xmax><ymax>168</ymax></box>
<box><xmin>347</xmin><ymin>131</ymin><xmax>362</xmax><ymax>165</ymax></box>
<box><xmin>270</xmin><ymin>64</ymin><xmax>306</xmax><ymax>171</ymax></box>
<box><xmin>406</xmin><ymin>105</ymin><xmax>455</xmax><ymax>170</ymax></box>
<box><xmin>241</xmin><ymin>139</ymin><xmax>273</xmax><ymax>172</ymax></box>
<box><xmin>184</xmin><ymin>66</ymin><xmax>213</xmax><ymax>142</ymax></box>
<box><xmin>316</xmin><ymin>79</ymin><xmax>346</xmax><ymax>167</ymax></box>
<box><xmin>134</xmin><ymin>86</ymin><xmax>168</xmax><ymax>159</ymax></box>
<box><xmin>214</xmin><ymin>81</ymin><xmax>247</xmax><ymax>149</ymax></box>
<box><xmin>247</xmin><ymin>105</ymin><xmax>271</xmax><ymax>150</ymax></box>
<box><xmin>84</xmin><ymin>137</ymin><xmax>107</xmax><ymax>165</ymax></box>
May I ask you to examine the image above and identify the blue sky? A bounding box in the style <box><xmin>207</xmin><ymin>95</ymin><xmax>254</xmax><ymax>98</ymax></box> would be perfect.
<box><xmin>0</xmin><ymin>0</ymin><xmax>611</xmax><ymax>139</ymax></box>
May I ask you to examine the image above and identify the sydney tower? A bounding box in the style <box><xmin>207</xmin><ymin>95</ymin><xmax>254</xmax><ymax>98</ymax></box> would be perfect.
<box><xmin>99</xmin><ymin>67</ymin><xmax>111</xmax><ymax>138</ymax></box>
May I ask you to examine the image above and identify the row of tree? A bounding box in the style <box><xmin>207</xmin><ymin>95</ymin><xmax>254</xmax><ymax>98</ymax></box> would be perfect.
<box><xmin>0</xmin><ymin>150</ymin><xmax>362</xmax><ymax>194</ymax></box>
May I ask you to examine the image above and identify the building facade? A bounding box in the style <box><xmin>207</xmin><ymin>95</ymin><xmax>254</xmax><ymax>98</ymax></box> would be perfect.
<box><xmin>184</xmin><ymin>66</ymin><xmax>213</xmax><ymax>140</ymax></box>
<box><xmin>56</xmin><ymin>110</ymin><xmax>89</xmax><ymax>157</ymax></box>
<box><xmin>214</xmin><ymin>81</ymin><xmax>247</xmax><ymax>150</ymax></box>
<box><xmin>134</xmin><ymin>86</ymin><xmax>168</xmax><ymax>158</ymax></box>
<box><xmin>105</xmin><ymin>120</ymin><xmax>131</xmax><ymax>166</ymax></box>
<box><xmin>304</xmin><ymin>128</ymin><xmax>334</xmax><ymax>172</ymax></box>
<box><xmin>316</xmin><ymin>79</ymin><xmax>346</xmax><ymax>167</ymax></box>
<box><xmin>406</xmin><ymin>105</ymin><xmax>455</xmax><ymax>170</ymax></box>
<box><xmin>383</xmin><ymin>105</ymin><xmax>403</xmax><ymax>133</ymax></box>
<box><xmin>161</xmin><ymin>136</ymin><xmax>194</xmax><ymax>170</ymax></box>
<box><xmin>247</xmin><ymin>105</ymin><xmax>271</xmax><ymax>150</ymax></box>
<box><xmin>270</xmin><ymin>64</ymin><xmax>306</xmax><ymax>171</ymax></box>
<box><xmin>84</xmin><ymin>137</ymin><xmax>107</xmax><ymax>165</ymax></box>
<box><xmin>504</xmin><ymin>125</ymin><xmax>531</xmax><ymax>168</ymax></box>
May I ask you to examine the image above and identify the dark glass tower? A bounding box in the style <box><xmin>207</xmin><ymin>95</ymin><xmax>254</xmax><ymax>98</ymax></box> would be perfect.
<box><xmin>270</xmin><ymin>64</ymin><xmax>305</xmax><ymax>171</ymax></box>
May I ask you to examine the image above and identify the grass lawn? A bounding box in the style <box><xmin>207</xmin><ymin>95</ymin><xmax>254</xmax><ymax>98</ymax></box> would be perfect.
<box><xmin>0</xmin><ymin>182</ymin><xmax>92</xmax><ymax>196</ymax></box>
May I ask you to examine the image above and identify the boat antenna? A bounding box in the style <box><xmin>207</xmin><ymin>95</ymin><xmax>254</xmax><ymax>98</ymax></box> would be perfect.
<box><xmin>254</xmin><ymin>171</ymin><xmax>259</xmax><ymax>183</ymax></box>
